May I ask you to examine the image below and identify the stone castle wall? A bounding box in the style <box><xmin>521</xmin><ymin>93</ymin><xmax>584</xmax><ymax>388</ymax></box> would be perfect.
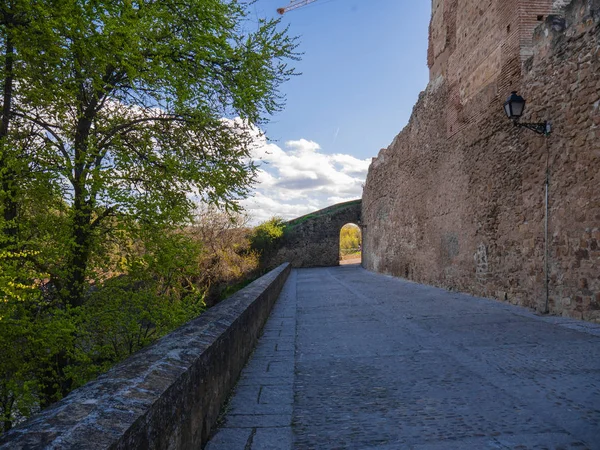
<box><xmin>429</xmin><ymin>0</ymin><xmax>565</xmax><ymax>137</ymax></box>
<box><xmin>362</xmin><ymin>0</ymin><xmax>600</xmax><ymax>320</ymax></box>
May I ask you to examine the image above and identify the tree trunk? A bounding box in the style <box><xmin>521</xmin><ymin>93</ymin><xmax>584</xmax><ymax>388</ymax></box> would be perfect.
<box><xmin>64</xmin><ymin>201</ymin><xmax>93</xmax><ymax>307</ymax></box>
<box><xmin>62</xmin><ymin>112</ymin><xmax>94</xmax><ymax>308</ymax></box>
<box><xmin>0</xmin><ymin>31</ymin><xmax>18</xmax><ymax>244</ymax></box>
<box><xmin>63</xmin><ymin>199</ymin><xmax>93</xmax><ymax>307</ymax></box>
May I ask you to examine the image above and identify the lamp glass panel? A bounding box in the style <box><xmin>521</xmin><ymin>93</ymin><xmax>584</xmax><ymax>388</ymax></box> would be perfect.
<box><xmin>512</xmin><ymin>98</ymin><xmax>525</xmax><ymax>117</ymax></box>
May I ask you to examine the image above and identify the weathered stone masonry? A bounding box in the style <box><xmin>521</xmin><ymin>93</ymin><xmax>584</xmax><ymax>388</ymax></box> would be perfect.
<box><xmin>264</xmin><ymin>200</ymin><xmax>362</xmax><ymax>269</ymax></box>
<box><xmin>362</xmin><ymin>0</ymin><xmax>600</xmax><ymax>320</ymax></box>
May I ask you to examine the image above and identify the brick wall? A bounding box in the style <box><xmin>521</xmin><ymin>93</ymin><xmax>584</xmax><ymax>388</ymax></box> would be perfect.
<box><xmin>364</xmin><ymin>0</ymin><xmax>600</xmax><ymax>321</ymax></box>
<box><xmin>428</xmin><ymin>0</ymin><xmax>558</xmax><ymax>137</ymax></box>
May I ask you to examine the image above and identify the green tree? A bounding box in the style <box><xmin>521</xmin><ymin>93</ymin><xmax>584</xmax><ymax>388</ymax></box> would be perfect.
<box><xmin>7</xmin><ymin>0</ymin><xmax>298</xmax><ymax>308</ymax></box>
<box><xmin>1</xmin><ymin>0</ymin><xmax>67</xmax><ymax>246</ymax></box>
<box><xmin>0</xmin><ymin>0</ymin><xmax>299</xmax><ymax>429</ymax></box>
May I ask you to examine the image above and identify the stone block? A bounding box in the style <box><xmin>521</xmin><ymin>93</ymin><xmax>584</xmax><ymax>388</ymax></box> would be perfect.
<box><xmin>252</xmin><ymin>427</ymin><xmax>293</xmax><ymax>450</ymax></box>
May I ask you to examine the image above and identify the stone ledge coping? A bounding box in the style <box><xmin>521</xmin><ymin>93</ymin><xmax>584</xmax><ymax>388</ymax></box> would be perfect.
<box><xmin>0</xmin><ymin>263</ymin><xmax>291</xmax><ymax>450</ymax></box>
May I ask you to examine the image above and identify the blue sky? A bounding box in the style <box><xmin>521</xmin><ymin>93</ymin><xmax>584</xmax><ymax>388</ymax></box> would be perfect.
<box><xmin>240</xmin><ymin>0</ymin><xmax>432</xmax><ymax>223</ymax></box>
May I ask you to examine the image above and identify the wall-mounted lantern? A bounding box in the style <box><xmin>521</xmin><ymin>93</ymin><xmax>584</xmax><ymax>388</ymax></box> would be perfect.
<box><xmin>503</xmin><ymin>91</ymin><xmax>553</xmax><ymax>314</ymax></box>
<box><xmin>504</xmin><ymin>91</ymin><xmax>552</xmax><ymax>136</ymax></box>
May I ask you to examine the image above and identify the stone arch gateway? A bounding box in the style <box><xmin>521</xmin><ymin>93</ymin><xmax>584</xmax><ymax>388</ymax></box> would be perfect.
<box><xmin>339</xmin><ymin>223</ymin><xmax>362</xmax><ymax>265</ymax></box>
<box><xmin>265</xmin><ymin>200</ymin><xmax>362</xmax><ymax>268</ymax></box>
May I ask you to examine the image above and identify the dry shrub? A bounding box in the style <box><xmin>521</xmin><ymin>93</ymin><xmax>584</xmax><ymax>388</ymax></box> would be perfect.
<box><xmin>187</xmin><ymin>207</ymin><xmax>259</xmax><ymax>306</ymax></box>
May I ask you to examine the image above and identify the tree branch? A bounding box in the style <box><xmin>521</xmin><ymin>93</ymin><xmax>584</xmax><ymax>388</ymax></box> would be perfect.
<box><xmin>11</xmin><ymin>111</ymin><xmax>71</xmax><ymax>164</ymax></box>
<box><xmin>97</xmin><ymin>115</ymin><xmax>189</xmax><ymax>151</ymax></box>
<box><xmin>90</xmin><ymin>206</ymin><xmax>116</xmax><ymax>230</ymax></box>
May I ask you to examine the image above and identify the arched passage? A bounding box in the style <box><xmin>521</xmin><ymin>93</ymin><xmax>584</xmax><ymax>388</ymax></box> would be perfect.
<box><xmin>339</xmin><ymin>223</ymin><xmax>362</xmax><ymax>265</ymax></box>
<box><xmin>262</xmin><ymin>200</ymin><xmax>362</xmax><ymax>268</ymax></box>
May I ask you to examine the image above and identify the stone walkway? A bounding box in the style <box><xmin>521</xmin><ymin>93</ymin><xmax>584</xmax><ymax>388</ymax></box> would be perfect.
<box><xmin>206</xmin><ymin>265</ymin><xmax>600</xmax><ymax>449</ymax></box>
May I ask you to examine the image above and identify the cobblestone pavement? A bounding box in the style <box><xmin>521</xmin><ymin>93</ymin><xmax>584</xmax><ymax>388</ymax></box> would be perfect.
<box><xmin>206</xmin><ymin>265</ymin><xmax>600</xmax><ymax>450</ymax></box>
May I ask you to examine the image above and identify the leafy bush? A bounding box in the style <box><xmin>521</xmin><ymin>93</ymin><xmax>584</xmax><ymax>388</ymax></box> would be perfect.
<box><xmin>0</xmin><ymin>250</ymin><xmax>75</xmax><ymax>431</ymax></box>
<box><xmin>250</xmin><ymin>217</ymin><xmax>286</xmax><ymax>255</ymax></box>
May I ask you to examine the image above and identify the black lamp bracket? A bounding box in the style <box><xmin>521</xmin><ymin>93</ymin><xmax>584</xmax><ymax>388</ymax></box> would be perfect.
<box><xmin>513</xmin><ymin>120</ymin><xmax>552</xmax><ymax>136</ymax></box>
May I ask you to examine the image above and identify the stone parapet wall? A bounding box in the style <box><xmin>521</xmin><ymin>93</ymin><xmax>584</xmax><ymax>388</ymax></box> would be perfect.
<box><xmin>0</xmin><ymin>263</ymin><xmax>291</xmax><ymax>450</ymax></box>
<box><xmin>363</xmin><ymin>0</ymin><xmax>600</xmax><ymax>321</ymax></box>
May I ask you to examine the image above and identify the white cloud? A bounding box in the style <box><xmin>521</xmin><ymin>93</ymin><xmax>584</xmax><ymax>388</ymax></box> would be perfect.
<box><xmin>241</xmin><ymin>135</ymin><xmax>370</xmax><ymax>225</ymax></box>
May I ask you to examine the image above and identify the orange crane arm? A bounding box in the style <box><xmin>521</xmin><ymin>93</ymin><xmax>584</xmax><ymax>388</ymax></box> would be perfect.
<box><xmin>277</xmin><ymin>0</ymin><xmax>320</xmax><ymax>14</ymax></box>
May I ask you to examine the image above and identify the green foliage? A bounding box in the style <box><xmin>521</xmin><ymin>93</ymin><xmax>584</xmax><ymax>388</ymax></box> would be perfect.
<box><xmin>250</xmin><ymin>217</ymin><xmax>286</xmax><ymax>255</ymax></box>
<box><xmin>0</xmin><ymin>306</ymin><xmax>76</xmax><ymax>428</ymax></box>
<box><xmin>0</xmin><ymin>250</ymin><xmax>38</xmax><ymax>304</ymax></box>
<box><xmin>0</xmin><ymin>249</ymin><xmax>75</xmax><ymax>431</ymax></box>
<box><xmin>0</xmin><ymin>0</ymin><xmax>298</xmax><ymax>433</ymax></box>
<box><xmin>1</xmin><ymin>0</ymin><xmax>299</xmax><ymax>309</ymax></box>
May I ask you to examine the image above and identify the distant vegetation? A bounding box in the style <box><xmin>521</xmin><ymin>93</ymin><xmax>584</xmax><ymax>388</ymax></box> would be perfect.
<box><xmin>340</xmin><ymin>224</ymin><xmax>361</xmax><ymax>259</ymax></box>
<box><xmin>0</xmin><ymin>0</ymin><xmax>297</xmax><ymax>433</ymax></box>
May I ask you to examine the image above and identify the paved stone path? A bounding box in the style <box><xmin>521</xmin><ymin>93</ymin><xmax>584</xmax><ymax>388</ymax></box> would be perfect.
<box><xmin>206</xmin><ymin>265</ymin><xmax>600</xmax><ymax>449</ymax></box>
